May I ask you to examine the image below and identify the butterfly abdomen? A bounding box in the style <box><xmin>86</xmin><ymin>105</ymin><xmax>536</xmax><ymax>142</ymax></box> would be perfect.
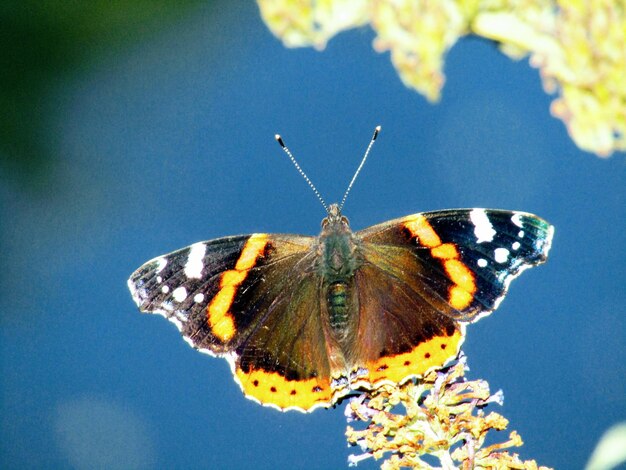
<box><xmin>327</xmin><ymin>281</ymin><xmax>349</xmax><ymax>331</ymax></box>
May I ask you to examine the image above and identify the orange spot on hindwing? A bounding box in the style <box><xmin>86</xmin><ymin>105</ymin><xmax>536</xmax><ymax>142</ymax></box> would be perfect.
<box><xmin>207</xmin><ymin>234</ymin><xmax>268</xmax><ymax>342</ymax></box>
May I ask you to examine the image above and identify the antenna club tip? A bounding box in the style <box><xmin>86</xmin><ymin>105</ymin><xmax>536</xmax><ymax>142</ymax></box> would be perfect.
<box><xmin>275</xmin><ymin>134</ymin><xmax>285</xmax><ymax>147</ymax></box>
<box><xmin>373</xmin><ymin>125</ymin><xmax>381</xmax><ymax>140</ymax></box>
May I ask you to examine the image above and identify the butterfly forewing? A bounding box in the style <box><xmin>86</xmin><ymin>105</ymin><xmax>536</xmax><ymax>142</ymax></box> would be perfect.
<box><xmin>357</xmin><ymin>208</ymin><xmax>554</xmax><ymax>322</ymax></box>
<box><xmin>128</xmin><ymin>234</ymin><xmax>315</xmax><ymax>354</ymax></box>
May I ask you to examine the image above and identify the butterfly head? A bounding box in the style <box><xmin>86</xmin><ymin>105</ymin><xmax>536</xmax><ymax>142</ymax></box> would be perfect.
<box><xmin>322</xmin><ymin>203</ymin><xmax>350</xmax><ymax>230</ymax></box>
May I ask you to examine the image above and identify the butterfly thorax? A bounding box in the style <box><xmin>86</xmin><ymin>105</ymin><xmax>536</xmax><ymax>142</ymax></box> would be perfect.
<box><xmin>318</xmin><ymin>204</ymin><xmax>361</xmax><ymax>334</ymax></box>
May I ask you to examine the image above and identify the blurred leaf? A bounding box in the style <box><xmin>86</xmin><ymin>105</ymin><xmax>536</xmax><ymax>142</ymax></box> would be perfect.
<box><xmin>0</xmin><ymin>0</ymin><xmax>207</xmax><ymax>185</ymax></box>
<box><xmin>585</xmin><ymin>423</ymin><xmax>626</xmax><ymax>470</ymax></box>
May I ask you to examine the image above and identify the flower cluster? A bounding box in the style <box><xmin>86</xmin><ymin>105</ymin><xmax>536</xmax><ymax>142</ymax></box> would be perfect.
<box><xmin>257</xmin><ymin>0</ymin><xmax>626</xmax><ymax>157</ymax></box>
<box><xmin>344</xmin><ymin>355</ymin><xmax>551</xmax><ymax>469</ymax></box>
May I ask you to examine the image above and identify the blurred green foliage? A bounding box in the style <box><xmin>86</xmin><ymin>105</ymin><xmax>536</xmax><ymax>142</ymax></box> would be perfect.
<box><xmin>0</xmin><ymin>0</ymin><xmax>206</xmax><ymax>186</ymax></box>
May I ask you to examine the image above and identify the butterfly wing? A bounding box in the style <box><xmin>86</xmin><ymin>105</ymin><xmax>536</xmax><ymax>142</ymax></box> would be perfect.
<box><xmin>358</xmin><ymin>209</ymin><xmax>554</xmax><ymax>320</ymax></box>
<box><xmin>348</xmin><ymin>209</ymin><xmax>554</xmax><ymax>386</ymax></box>
<box><xmin>128</xmin><ymin>233</ymin><xmax>342</xmax><ymax>411</ymax></box>
<box><xmin>347</xmin><ymin>261</ymin><xmax>464</xmax><ymax>387</ymax></box>
<box><xmin>233</xmin><ymin>269</ymin><xmax>350</xmax><ymax>411</ymax></box>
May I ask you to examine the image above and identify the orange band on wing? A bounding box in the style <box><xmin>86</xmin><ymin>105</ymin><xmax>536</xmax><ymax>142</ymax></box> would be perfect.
<box><xmin>235</xmin><ymin>367</ymin><xmax>333</xmax><ymax>411</ymax></box>
<box><xmin>207</xmin><ymin>286</ymin><xmax>237</xmax><ymax>341</ymax></box>
<box><xmin>449</xmin><ymin>286</ymin><xmax>474</xmax><ymax>310</ymax></box>
<box><xmin>235</xmin><ymin>235</ymin><xmax>268</xmax><ymax>270</ymax></box>
<box><xmin>444</xmin><ymin>259</ymin><xmax>475</xmax><ymax>292</ymax></box>
<box><xmin>364</xmin><ymin>329</ymin><xmax>464</xmax><ymax>385</ymax></box>
<box><xmin>403</xmin><ymin>217</ymin><xmax>476</xmax><ymax>310</ymax></box>
<box><xmin>431</xmin><ymin>243</ymin><xmax>458</xmax><ymax>259</ymax></box>
<box><xmin>207</xmin><ymin>234</ymin><xmax>268</xmax><ymax>342</ymax></box>
<box><xmin>404</xmin><ymin>215</ymin><xmax>442</xmax><ymax>247</ymax></box>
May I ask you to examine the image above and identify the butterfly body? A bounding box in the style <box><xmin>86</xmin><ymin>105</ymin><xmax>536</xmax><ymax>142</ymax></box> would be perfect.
<box><xmin>316</xmin><ymin>204</ymin><xmax>361</xmax><ymax>334</ymax></box>
<box><xmin>128</xmin><ymin>206</ymin><xmax>553</xmax><ymax>412</ymax></box>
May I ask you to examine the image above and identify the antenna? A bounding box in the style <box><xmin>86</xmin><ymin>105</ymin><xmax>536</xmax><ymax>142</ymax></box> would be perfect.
<box><xmin>339</xmin><ymin>125</ymin><xmax>381</xmax><ymax>211</ymax></box>
<box><xmin>275</xmin><ymin>134</ymin><xmax>329</xmax><ymax>212</ymax></box>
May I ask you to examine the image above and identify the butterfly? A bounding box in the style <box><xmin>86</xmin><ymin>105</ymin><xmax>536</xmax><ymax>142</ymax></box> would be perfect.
<box><xmin>127</xmin><ymin>127</ymin><xmax>554</xmax><ymax>412</ymax></box>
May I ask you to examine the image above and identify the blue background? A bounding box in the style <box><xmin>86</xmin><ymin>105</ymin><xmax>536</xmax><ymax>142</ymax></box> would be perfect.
<box><xmin>1</xmin><ymin>2</ymin><xmax>624</xmax><ymax>469</ymax></box>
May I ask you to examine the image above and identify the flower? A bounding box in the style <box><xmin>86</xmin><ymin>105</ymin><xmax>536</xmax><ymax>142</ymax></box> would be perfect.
<box><xmin>257</xmin><ymin>0</ymin><xmax>626</xmax><ymax>157</ymax></box>
<box><xmin>344</xmin><ymin>354</ymin><xmax>552</xmax><ymax>469</ymax></box>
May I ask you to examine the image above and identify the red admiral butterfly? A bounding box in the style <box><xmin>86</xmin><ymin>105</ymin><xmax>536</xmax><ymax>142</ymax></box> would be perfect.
<box><xmin>128</xmin><ymin>127</ymin><xmax>554</xmax><ymax>412</ymax></box>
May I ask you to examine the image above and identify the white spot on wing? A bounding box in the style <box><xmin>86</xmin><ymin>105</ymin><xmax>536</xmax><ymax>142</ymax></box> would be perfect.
<box><xmin>468</xmin><ymin>223</ymin><xmax>554</xmax><ymax>324</ymax></box>
<box><xmin>511</xmin><ymin>212</ymin><xmax>524</xmax><ymax>228</ymax></box>
<box><xmin>161</xmin><ymin>285</ymin><xmax>170</xmax><ymax>294</ymax></box>
<box><xmin>470</xmin><ymin>209</ymin><xmax>496</xmax><ymax>243</ymax></box>
<box><xmin>185</xmin><ymin>243</ymin><xmax>206</xmax><ymax>279</ymax></box>
<box><xmin>194</xmin><ymin>293</ymin><xmax>205</xmax><ymax>303</ymax></box>
<box><xmin>477</xmin><ymin>258</ymin><xmax>488</xmax><ymax>268</ymax></box>
<box><xmin>494</xmin><ymin>248</ymin><xmax>510</xmax><ymax>263</ymax></box>
<box><xmin>512</xmin><ymin>241</ymin><xmax>521</xmax><ymax>251</ymax></box>
<box><xmin>156</xmin><ymin>257</ymin><xmax>167</xmax><ymax>273</ymax></box>
<box><xmin>172</xmin><ymin>286</ymin><xmax>188</xmax><ymax>302</ymax></box>
<box><xmin>518</xmin><ymin>230</ymin><xmax>525</xmax><ymax>238</ymax></box>
<box><xmin>156</xmin><ymin>276</ymin><xmax>162</xmax><ymax>283</ymax></box>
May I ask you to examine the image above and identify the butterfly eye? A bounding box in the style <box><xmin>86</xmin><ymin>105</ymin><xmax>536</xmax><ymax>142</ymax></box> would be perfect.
<box><xmin>321</xmin><ymin>217</ymin><xmax>329</xmax><ymax>228</ymax></box>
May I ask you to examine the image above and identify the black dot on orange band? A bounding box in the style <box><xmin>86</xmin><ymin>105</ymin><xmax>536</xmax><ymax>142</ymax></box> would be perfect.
<box><xmin>377</xmin><ymin>364</ymin><xmax>388</xmax><ymax>372</ymax></box>
<box><xmin>312</xmin><ymin>386</ymin><xmax>323</xmax><ymax>393</ymax></box>
<box><xmin>441</xmin><ymin>343</ymin><xmax>447</xmax><ymax>350</ymax></box>
<box><xmin>253</xmin><ymin>380</ymin><xmax>259</xmax><ymax>387</ymax></box>
<box><xmin>290</xmin><ymin>389</ymin><xmax>296</xmax><ymax>395</ymax></box>
<box><xmin>425</xmin><ymin>352</ymin><xmax>431</xmax><ymax>359</ymax></box>
<box><xmin>270</xmin><ymin>386</ymin><xmax>277</xmax><ymax>393</ymax></box>
<box><xmin>404</xmin><ymin>360</ymin><xmax>411</xmax><ymax>366</ymax></box>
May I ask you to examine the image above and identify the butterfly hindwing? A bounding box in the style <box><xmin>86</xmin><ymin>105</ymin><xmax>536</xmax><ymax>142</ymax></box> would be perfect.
<box><xmin>234</xmin><ymin>270</ymin><xmax>347</xmax><ymax>411</ymax></box>
<box><xmin>348</xmin><ymin>260</ymin><xmax>464</xmax><ymax>387</ymax></box>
